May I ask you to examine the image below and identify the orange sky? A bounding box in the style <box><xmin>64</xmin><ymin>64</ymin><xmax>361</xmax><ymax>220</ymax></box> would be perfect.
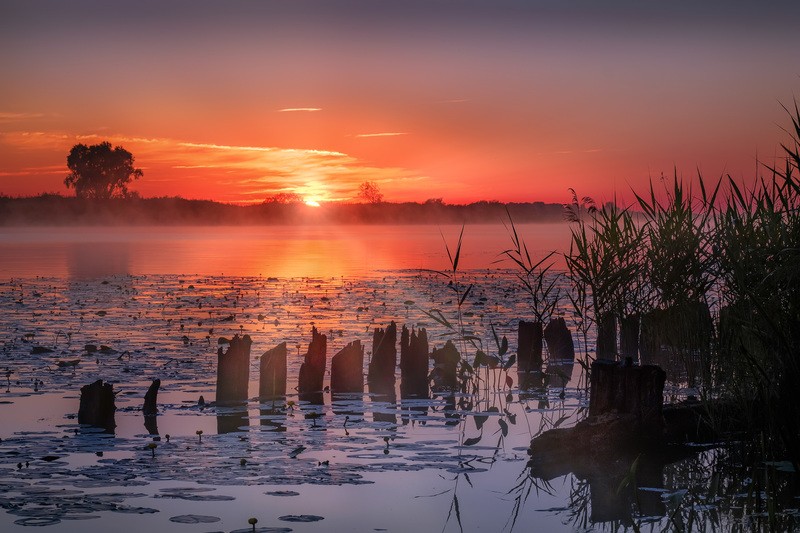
<box><xmin>1</xmin><ymin>1</ymin><xmax>799</xmax><ymax>205</ymax></box>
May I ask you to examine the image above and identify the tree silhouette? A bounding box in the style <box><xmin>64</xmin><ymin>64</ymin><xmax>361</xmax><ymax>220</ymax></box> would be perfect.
<box><xmin>65</xmin><ymin>142</ymin><xmax>143</xmax><ymax>199</ymax></box>
<box><xmin>358</xmin><ymin>181</ymin><xmax>384</xmax><ymax>203</ymax></box>
<box><xmin>264</xmin><ymin>192</ymin><xmax>303</xmax><ymax>204</ymax></box>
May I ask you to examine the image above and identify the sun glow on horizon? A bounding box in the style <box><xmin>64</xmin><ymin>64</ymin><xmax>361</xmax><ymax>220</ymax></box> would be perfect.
<box><xmin>304</xmin><ymin>199</ymin><xmax>321</xmax><ymax>207</ymax></box>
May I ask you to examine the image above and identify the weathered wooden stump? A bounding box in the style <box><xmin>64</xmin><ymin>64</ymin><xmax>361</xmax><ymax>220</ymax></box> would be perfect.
<box><xmin>78</xmin><ymin>380</ymin><xmax>116</xmax><ymax>430</ymax></box>
<box><xmin>430</xmin><ymin>340</ymin><xmax>460</xmax><ymax>392</ymax></box>
<box><xmin>619</xmin><ymin>314</ymin><xmax>640</xmax><ymax>362</ymax></box>
<box><xmin>331</xmin><ymin>340</ymin><xmax>364</xmax><ymax>393</ymax></box>
<box><xmin>589</xmin><ymin>359</ymin><xmax>666</xmax><ymax>431</ymax></box>
<box><xmin>517</xmin><ymin>320</ymin><xmax>543</xmax><ymax>373</ymax></box>
<box><xmin>143</xmin><ymin>379</ymin><xmax>160</xmax><ymax>416</ymax></box>
<box><xmin>368</xmin><ymin>321</ymin><xmax>397</xmax><ymax>394</ymax></box>
<box><xmin>216</xmin><ymin>334</ymin><xmax>252</xmax><ymax>405</ymax></box>
<box><xmin>400</xmin><ymin>325</ymin><xmax>429</xmax><ymax>397</ymax></box>
<box><xmin>259</xmin><ymin>342</ymin><xmax>287</xmax><ymax>400</ymax></box>
<box><xmin>529</xmin><ymin>359</ymin><xmax>666</xmax><ymax>473</ymax></box>
<box><xmin>143</xmin><ymin>379</ymin><xmax>160</xmax><ymax>434</ymax></box>
<box><xmin>144</xmin><ymin>416</ymin><xmax>158</xmax><ymax>436</ymax></box>
<box><xmin>298</xmin><ymin>327</ymin><xmax>327</xmax><ymax>397</ymax></box>
<box><xmin>596</xmin><ymin>312</ymin><xmax>617</xmax><ymax>360</ymax></box>
<box><xmin>543</xmin><ymin>317</ymin><xmax>575</xmax><ymax>360</ymax></box>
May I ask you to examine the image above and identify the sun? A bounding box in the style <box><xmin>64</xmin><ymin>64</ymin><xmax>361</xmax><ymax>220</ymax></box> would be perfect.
<box><xmin>304</xmin><ymin>198</ymin><xmax>321</xmax><ymax>207</ymax></box>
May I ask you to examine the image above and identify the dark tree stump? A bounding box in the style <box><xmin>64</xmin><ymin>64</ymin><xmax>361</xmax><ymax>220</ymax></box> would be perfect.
<box><xmin>143</xmin><ymin>379</ymin><xmax>160</xmax><ymax>416</ymax></box>
<box><xmin>517</xmin><ymin>320</ymin><xmax>543</xmax><ymax>373</ymax></box>
<box><xmin>596</xmin><ymin>312</ymin><xmax>617</xmax><ymax>360</ymax></box>
<box><xmin>430</xmin><ymin>341</ymin><xmax>460</xmax><ymax>392</ymax></box>
<box><xmin>298</xmin><ymin>327</ymin><xmax>327</xmax><ymax>397</ymax></box>
<box><xmin>78</xmin><ymin>380</ymin><xmax>116</xmax><ymax>431</ymax></box>
<box><xmin>216</xmin><ymin>334</ymin><xmax>252</xmax><ymax>405</ymax></box>
<box><xmin>400</xmin><ymin>325</ymin><xmax>429</xmax><ymax>397</ymax></box>
<box><xmin>259</xmin><ymin>342</ymin><xmax>287</xmax><ymax>400</ymax></box>
<box><xmin>589</xmin><ymin>359</ymin><xmax>665</xmax><ymax>433</ymax></box>
<box><xmin>331</xmin><ymin>340</ymin><xmax>364</xmax><ymax>393</ymax></box>
<box><xmin>619</xmin><ymin>314</ymin><xmax>640</xmax><ymax>362</ymax></box>
<box><xmin>144</xmin><ymin>416</ymin><xmax>158</xmax><ymax>436</ymax></box>
<box><xmin>142</xmin><ymin>378</ymin><xmax>160</xmax><ymax>436</ymax></box>
<box><xmin>368</xmin><ymin>321</ymin><xmax>397</xmax><ymax>394</ymax></box>
<box><xmin>543</xmin><ymin>317</ymin><xmax>575</xmax><ymax>360</ymax></box>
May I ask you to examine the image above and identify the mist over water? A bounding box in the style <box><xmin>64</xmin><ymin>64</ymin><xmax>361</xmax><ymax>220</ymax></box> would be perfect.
<box><xmin>0</xmin><ymin>223</ymin><xmax>572</xmax><ymax>279</ymax></box>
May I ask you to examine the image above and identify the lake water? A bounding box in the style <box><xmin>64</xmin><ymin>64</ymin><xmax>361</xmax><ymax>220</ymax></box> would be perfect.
<box><xmin>0</xmin><ymin>224</ymin><xmax>572</xmax><ymax>279</ymax></box>
<box><xmin>0</xmin><ymin>224</ymin><xmax>795</xmax><ymax>531</ymax></box>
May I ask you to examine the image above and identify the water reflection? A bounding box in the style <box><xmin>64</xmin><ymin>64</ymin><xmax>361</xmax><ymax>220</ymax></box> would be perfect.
<box><xmin>0</xmin><ymin>223</ymin><xmax>572</xmax><ymax>279</ymax></box>
<box><xmin>216</xmin><ymin>406</ymin><xmax>249</xmax><ymax>434</ymax></box>
<box><xmin>258</xmin><ymin>408</ymin><xmax>287</xmax><ymax>432</ymax></box>
<box><xmin>67</xmin><ymin>241</ymin><xmax>131</xmax><ymax>280</ymax></box>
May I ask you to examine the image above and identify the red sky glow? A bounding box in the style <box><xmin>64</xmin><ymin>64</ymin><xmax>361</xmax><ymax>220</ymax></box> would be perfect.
<box><xmin>1</xmin><ymin>1</ymin><xmax>799</xmax><ymax>205</ymax></box>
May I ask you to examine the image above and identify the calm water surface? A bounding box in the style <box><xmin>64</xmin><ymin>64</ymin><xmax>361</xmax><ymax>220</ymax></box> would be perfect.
<box><xmin>0</xmin><ymin>224</ymin><xmax>571</xmax><ymax>279</ymax></box>
<box><xmin>0</xmin><ymin>224</ymin><xmax>793</xmax><ymax>532</ymax></box>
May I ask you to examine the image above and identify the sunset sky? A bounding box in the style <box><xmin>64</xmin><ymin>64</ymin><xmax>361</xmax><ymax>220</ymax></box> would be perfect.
<box><xmin>2</xmin><ymin>1</ymin><xmax>800</xmax><ymax>205</ymax></box>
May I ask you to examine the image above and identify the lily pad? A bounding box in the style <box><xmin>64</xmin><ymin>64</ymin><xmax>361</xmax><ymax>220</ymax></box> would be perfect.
<box><xmin>169</xmin><ymin>514</ymin><xmax>221</xmax><ymax>524</ymax></box>
<box><xmin>278</xmin><ymin>515</ymin><xmax>324</xmax><ymax>523</ymax></box>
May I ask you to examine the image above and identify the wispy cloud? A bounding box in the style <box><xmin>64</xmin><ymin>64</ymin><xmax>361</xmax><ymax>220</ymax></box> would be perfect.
<box><xmin>0</xmin><ymin>112</ymin><xmax>45</xmax><ymax>122</ymax></box>
<box><xmin>355</xmin><ymin>132</ymin><xmax>409</xmax><ymax>138</ymax></box>
<box><xmin>278</xmin><ymin>107</ymin><xmax>322</xmax><ymax>113</ymax></box>
<box><xmin>0</xmin><ymin>130</ymin><xmax>425</xmax><ymax>203</ymax></box>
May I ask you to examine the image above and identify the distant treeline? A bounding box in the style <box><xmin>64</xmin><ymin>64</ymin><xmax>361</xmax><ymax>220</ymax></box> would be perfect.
<box><xmin>0</xmin><ymin>195</ymin><xmax>566</xmax><ymax>225</ymax></box>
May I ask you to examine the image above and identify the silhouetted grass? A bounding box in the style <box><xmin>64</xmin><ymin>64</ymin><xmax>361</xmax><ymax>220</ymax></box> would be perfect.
<box><xmin>564</xmin><ymin>103</ymin><xmax>800</xmax><ymax>468</ymax></box>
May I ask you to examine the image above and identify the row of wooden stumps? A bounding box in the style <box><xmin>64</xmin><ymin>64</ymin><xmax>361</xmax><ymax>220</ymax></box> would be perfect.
<box><xmin>217</xmin><ymin>316</ymin><xmax>576</xmax><ymax>406</ymax></box>
<box><xmin>76</xmin><ymin>377</ymin><xmax>161</xmax><ymax>434</ymax></box>
<box><xmin>76</xmin><ymin>316</ymin><xmax>577</xmax><ymax>431</ymax></box>
<box><xmin>217</xmin><ymin>321</ymin><xmax>434</xmax><ymax>406</ymax></box>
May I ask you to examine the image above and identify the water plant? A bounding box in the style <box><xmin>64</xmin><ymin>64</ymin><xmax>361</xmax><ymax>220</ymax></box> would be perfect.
<box><xmin>558</xmin><ymin>102</ymin><xmax>800</xmax><ymax>471</ymax></box>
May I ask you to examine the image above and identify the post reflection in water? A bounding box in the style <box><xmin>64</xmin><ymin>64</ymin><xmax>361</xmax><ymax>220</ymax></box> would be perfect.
<box><xmin>259</xmin><ymin>397</ymin><xmax>288</xmax><ymax>432</ymax></box>
<box><xmin>216</xmin><ymin>406</ymin><xmax>249</xmax><ymax>434</ymax></box>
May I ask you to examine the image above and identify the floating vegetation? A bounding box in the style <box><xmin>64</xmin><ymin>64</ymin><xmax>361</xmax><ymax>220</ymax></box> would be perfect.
<box><xmin>278</xmin><ymin>514</ymin><xmax>324</xmax><ymax>522</ymax></box>
<box><xmin>168</xmin><ymin>514</ymin><xmax>221</xmax><ymax>523</ymax></box>
<box><xmin>1</xmin><ymin>243</ymin><xmax>798</xmax><ymax>530</ymax></box>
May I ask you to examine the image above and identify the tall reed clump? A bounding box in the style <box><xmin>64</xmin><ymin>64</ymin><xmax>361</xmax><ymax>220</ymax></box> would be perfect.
<box><xmin>634</xmin><ymin>176</ymin><xmax>719</xmax><ymax>389</ymax></box>
<box><xmin>564</xmin><ymin>103</ymin><xmax>800</xmax><ymax>467</ymax></box>
<box><xmin>712</xmin><ymin>103</ymin><xmax>800</xmax><ymax>467</ymax></box>
<box><xmin>564</xmin><ymin>191</ymin><xmax>645</xmax><ymax>365</ymax></box>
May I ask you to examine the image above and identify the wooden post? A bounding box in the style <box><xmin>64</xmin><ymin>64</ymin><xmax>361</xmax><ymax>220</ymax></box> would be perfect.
<box><xmin>619</xmin><ymin>314</ymin><xmax>640</xmax><ymax>362</ymax></box>
<box><xmin>143</xmin><ymin>378</ymin><xmax>160</xmax><ymax>434</ymax></box>
<box><xmin>259</xmin><ymin>342</ymin><xmax>287</xmax><ymax>400</ymax></box>
<box><xmin>400</xmin><ymin>325</ymin><xmax>429</xmax><ymax>397</ymax></box>
<box><xmin>216</xmin><ymin>334</ymin><xmax>252</xmax><ymax>405</ymax></box>
<box><xmin>517</xmin><ymin>320</ymin><xmax>543</xmax><ymax>373</ymax></box>
<box><xmin>543</xmin><ymin>317</ymin><xmax>575</xmax><ymax>360</ymax></box>
<box><xmin>596</xmin><ymin>313</ymin><xmax>617</xmax><ymax>360</ymax></box>
<box><xmin>639</xmin><ymin>309</ymin><xmax>663</xmax><ymax>364</ymax></box>
<box><xmin>331</xmin><ymin>340</ymin><xmax>364</xmax><ymax>393</ymax></box>
<box><xmin>298</xmin><ymin>327</ymin><xmax>327</xmax><ymax>396</ymax></box>
<box><xmin>368</xmin><ymin>321</ymin><xmax>397</xmax><ymax>394</ymax></box>
<box><xmin>78</xmin><ymin>380</ymin><xmax>116</xmax><ymax>431</ymax></box>
<box><xmin>143</xmin><ymin>379</ymin><xmax>160</xmax><ymax>416</ymax></box>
